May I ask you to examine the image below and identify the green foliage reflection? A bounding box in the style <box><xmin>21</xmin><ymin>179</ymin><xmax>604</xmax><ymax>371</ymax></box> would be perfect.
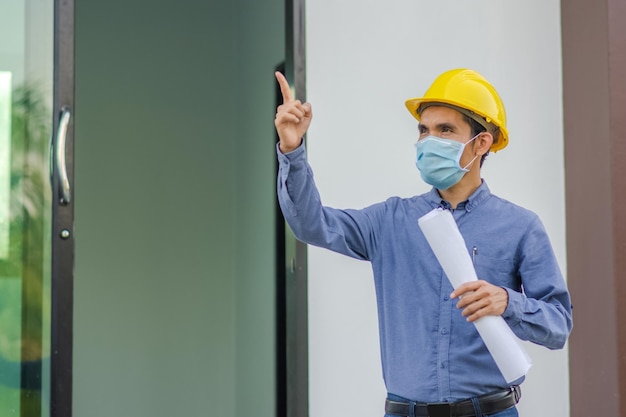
<box><xmin>0</xmin><ymin>83</ymin><xmax>52</xmax><ymax>416</ymax></box>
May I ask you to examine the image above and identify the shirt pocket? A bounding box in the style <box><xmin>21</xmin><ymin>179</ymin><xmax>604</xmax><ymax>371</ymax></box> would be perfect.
<box><xmin>473</xmin><ymin>252</ymin><xmax>521</xmax><ymax>291</ymax></box>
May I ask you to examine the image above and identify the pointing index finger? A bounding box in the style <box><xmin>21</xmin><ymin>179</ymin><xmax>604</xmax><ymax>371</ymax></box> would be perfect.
<box><xmin>275</xmin><ymin>71</ymin><xmax>293</xmax><ymax>103</ymax></box>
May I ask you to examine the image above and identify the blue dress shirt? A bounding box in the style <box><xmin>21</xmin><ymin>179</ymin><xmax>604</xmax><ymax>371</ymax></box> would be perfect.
<box><xmin>277</xmin><ymin>143</ymin><xmax>573</xmax><ymax>402</ymax></box>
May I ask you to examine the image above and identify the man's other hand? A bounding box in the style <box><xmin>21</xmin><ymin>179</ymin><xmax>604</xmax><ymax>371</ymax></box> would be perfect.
<box><xmin>450</xmin><ymin>280</ymin><xmax>509</xmax><ymax>322</ymax></box>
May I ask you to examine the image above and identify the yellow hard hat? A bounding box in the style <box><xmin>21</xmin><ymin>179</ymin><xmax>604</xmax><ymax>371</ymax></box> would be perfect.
<box><xmin>405</xmin><ymin>68</ymin><xmax>509</xmax><ymax>152</ymax></box>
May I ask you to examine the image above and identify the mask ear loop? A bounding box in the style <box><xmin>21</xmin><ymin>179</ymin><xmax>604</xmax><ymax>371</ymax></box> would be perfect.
<box><xmin>461</xmin><ymin>154</ymin><xmax>479</xmax><ymax>171</ymax></box>
<box><xmin>458</xmin><ymin>133</ymin><xmax>481</xmax><ymax>171</ymax></box>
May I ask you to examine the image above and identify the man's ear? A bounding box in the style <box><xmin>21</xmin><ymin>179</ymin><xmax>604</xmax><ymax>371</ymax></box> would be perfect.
<box><xmin>475</xmin><ymin>132</ymin><xmax>494</xmax><ymax>155</ymax></box>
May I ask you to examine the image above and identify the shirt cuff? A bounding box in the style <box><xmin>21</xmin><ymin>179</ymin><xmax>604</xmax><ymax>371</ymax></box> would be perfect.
<box><xmin>276</xmin><ymin>139</ymin><xmax>305</xmax><ymax>162</ymax></box>
<box><xmin>502</xmin><ymin>287</ymin><xmax>524</xmax><ymax>325</ymax></box>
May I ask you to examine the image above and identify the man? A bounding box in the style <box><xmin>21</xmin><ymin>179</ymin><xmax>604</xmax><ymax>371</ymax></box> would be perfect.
<box><xmin>274</xmin><ymin>68</ymin><xmax>572</xmax><ymax>417</ymax></box>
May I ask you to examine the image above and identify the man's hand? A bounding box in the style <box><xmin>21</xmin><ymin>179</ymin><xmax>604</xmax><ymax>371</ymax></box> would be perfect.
<box><xmin>274</xmin><ymin>71</ymin><xmax>313</xmax><ymax>153</ymax></box>
<box><xmin>450</xmin><ymin>280</ymin><xmax>509</xmax><ymax>322</ymax></box>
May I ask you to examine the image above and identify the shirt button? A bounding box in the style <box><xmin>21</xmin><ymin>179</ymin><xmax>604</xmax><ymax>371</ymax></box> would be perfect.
<box><xmin>441</xmin><ymin>328</ymin><xmax>448</xmax><ymax>335</ymax></box>
<box><xmin>443</xmin><ymin>295</ymin><xmax>449</xmax><ymax>301</ymax></box>
<box><xmin>440</xmin><ymin>362</ymin><xmax>445</xmax><ymax>369</ymax></box>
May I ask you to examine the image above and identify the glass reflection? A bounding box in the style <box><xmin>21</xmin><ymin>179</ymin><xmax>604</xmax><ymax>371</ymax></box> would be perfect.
<box><xmin>0</xmin><ymin>0</ymin><xmax>53</xmax><ymax>415</ymax></box>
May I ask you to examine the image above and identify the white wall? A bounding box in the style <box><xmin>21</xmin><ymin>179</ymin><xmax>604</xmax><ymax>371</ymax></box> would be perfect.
<box><xmin>305</xmin><ymin>1</ymin><xmax>568</xmax><ymax>416</ymax></box>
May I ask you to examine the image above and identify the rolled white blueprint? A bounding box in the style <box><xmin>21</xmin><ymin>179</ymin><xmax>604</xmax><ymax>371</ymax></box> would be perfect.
<box><xmin>417</xmin><ymin>208</ymin><xmax>531</xmax><ymax>383</ymax></box>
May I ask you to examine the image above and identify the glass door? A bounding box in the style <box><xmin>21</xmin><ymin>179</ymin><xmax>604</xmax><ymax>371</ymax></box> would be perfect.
<box><xmin>0</xmin><ymin>0</ymin><xmax>74</xmax><ymax>416</ymax></box>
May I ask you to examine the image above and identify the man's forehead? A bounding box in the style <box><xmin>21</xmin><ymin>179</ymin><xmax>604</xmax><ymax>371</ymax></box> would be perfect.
<box><xmin>419</xmin><ymin>105</ymin><xmax>465</xmax><ymax>125</ymax></box>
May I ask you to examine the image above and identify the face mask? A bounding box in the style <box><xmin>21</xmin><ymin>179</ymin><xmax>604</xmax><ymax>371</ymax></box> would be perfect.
<box><xmin>415</xmin><ymin>134</ymin><xmax>479</xmax><ymax>190</ymax></box>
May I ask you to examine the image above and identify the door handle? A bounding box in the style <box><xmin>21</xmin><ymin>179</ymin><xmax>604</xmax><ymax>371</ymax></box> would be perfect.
<box><xmin>55</xmin><ymin>106</ymin><xmax>71</xmax><ymax>205</ymax></box>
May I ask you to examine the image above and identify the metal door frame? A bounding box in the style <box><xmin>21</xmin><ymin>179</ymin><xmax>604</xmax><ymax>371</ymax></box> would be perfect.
<box><xmin>50</xmin><ymin>0</ymin><xmax>75</xmax><ymax>415</ymax></box>
<box><xmin>277</xmin><ymin>0</ymin><xmax>308</xmax><ymax>415</ymax></box>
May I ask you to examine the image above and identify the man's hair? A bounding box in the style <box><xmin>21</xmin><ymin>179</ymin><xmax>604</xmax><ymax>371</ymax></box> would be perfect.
<box><xmin>462</xmin><ymin>114</ymin><xmax>500</xmax><ymax>167</ymax></box>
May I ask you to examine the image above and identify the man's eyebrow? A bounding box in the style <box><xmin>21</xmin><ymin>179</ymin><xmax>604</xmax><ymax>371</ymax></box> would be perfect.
<box><xmin>436</xmin><ymin>122</ymin><xmax>457</xmax><ymax>130</ymax></box>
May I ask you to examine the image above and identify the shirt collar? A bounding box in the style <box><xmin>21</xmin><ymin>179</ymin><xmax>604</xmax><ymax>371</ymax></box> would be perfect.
<box><xmin>426</xmin><ymin>180</ymin><xmax>491</xmax><ymax>212</ymax></box>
